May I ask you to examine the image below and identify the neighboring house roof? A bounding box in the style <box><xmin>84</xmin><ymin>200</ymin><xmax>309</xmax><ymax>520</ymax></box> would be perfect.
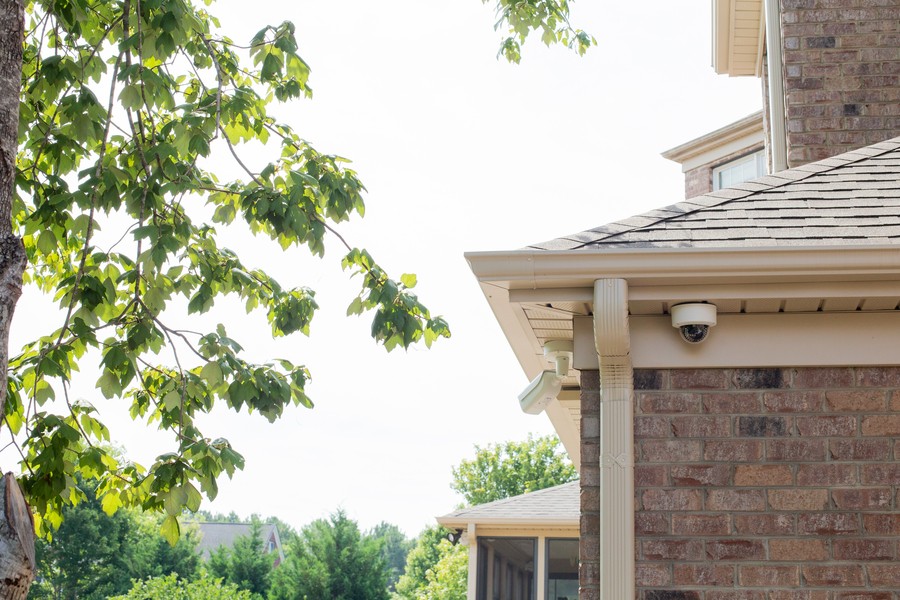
<box><xmin>195</xmin><ymin>522</ymin><xmax>285</xmax><ymax>564</ymax></box>
<box><xmin>530</xmin><ymin>137</ymin><xmax>900</xmax><ymax>251</ymax></box>
<box><xmin>437</xmin><ymin>482</ymin><xmax>580</xmax><ymax>529</ymax></box>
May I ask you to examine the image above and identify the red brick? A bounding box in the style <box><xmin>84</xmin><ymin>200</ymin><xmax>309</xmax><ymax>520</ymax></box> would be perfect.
<box><xmin>671</xmin><ymin>465</ymin><xmax>731</xmax><ymax>487</ymax></box>
<box><xmin>635</xmin><ymin>416</ymin><xmax>672</xmax><ymax>438</ymax></box>
<box><xmin>735</xmin><ymin>464</ymin><xmax>793</xmax><ymax>486</ymax></box>
<box><xmin>862</xmin><ymin>463</ymin><xmax>900</xmax><ymax>484</ymax></box>
<box><xmin>706</xmin><ymin>539</ymin><xmax>766</xmax><ymax>561</ymax></box>
<box><xmin>862</xmin><ymin>414</ymin><xmax>900</xmax><ymax>436</ymax></box>
<box><xmin>635</xmin><ymin>465</ymin><xmax>668</xmax><ymax>487</ymax></box>
<box><xmin>673</xmin><ymin>564</ymin><xmax>734</xmax><ymax>586</ymax></box>
<box><xmin>863</xmin><ymin>513</ymin><xmax>900</xmax><ymax>535</ymax></box>
<box><xmin>799</xmin><ymin>512</ymin><xmax>860</xmax><ymax>535</ymax></box>
<box><xmin>833</xmin><ymin>539</ymin><xmax>895</xmax><ymax>560</ymax></box>
<box><xmin>642</xmin><ymin>539</ymin><xmax>704</xmax><ymax>560</ymax></box>
<box><xmin>642</xmin><ymin>489</ymin><xmax>703</xmax><ymax>511</ymax></box>
<box><xmin>670</xmin><ymin>369</ymin><xmax>729</xmax><ymax>390</ymax></box>
<box><xmin>832</xmin><ymin>488</ymin><xmax>892</xmax><ymax>510</ymax></box>
<box><xmin>867</xmin><ymin>564</ymin><xmax>900</xmax><ymax>587</ymax></box>
<box><xmin>796</xmin><ymin>415</ymin><xmax>857</xmax><ymax>436</ymax></box>
<box><xmin>802</xmin><ymin>564</ymin><xmax>865</xmax><ymax>586</ymax></box>
<box><xmin>735</xmin><ymin>514</ymin><xmax>795</xmax><ymax>535</ymax></box>
<box><xmin>738</xmin><ymin>565</ymin><xmax>800</xmax><ymax>587</ymax></box>
<box><xmin>770</xmin><ymin>538</ymin><xmax>829</xmax><ymax>561</ymax></box>
<box><xmin>702</xmin><ymin>393</ymin><xmax>760</xmax><ymax>414</ymax></box>
<box><xmin>639</xmin><ymin>392</ymin><xmax>701</xmax><ymax>414</ymax></box>
<box><xmin>636</xmin><ymin>512</ymin><xmax>670</xmax><ymax>535</ymax></box>
<box><xmin>706</xmin><ymin>592</ymin><xmax>764</xmax><ymax>600</ymax></box>
<box><xmin>856</xmin><ymin>367</ymin><xmax>900</xmax><ymax>386</ymax></box>
<box><xmin>830</xmin><ymin>439</ymin><xmax>891</xmax><ymax>460</ymax></box>
<box><xmin>769</xmin><ymin>592</ymin><xmax>829</xmax><ymax>600</ymax></box>
<box><xmin>707</xmin><ymin>489</ymin><xmax>766</xmax><ymax>511</ymax></box>
<box><xmin>835</xmin><ymin>593</ymin><xmax>892</xmax><ymax>600</ymax></box>
<box><xmin>641</xmin><ymin>440</ymin><xmax>702</xmax><ymax>462</ymax></box>
<box><xmin>826</xmin><ymin>390</ymin><xmax>887</xmax><ymax>412</ymax></box>
<box><xmin>704</xmin><ymin>440</ymin><xmax>764</xmax><ymax>462</ymax></box>
<box><xmin>738</xmin><ymin>416</ymin><xmax>790</xmax><ymax>437</ymax></box>
<box><xmin>764</xmin><ymin>391</ymin><xmax>824</xmax><ymax>412</ymax></box>
<box><xmin>636</xmin><ymin>563</ymin><xmax>670</xmax><ymax>587</ymax></box>
<box><xmin>792</xmin><ymin>367</ymin><xmax>854</xmax><ymax>388</ymax></box>
<box><xmin>890</xmin><ymin>389</ymin><xmax>900</xmax><ymax>411</ymax></box>
<box><xmin>796</xmin><ymin>463</ymin><xmax>858</xmax><ymax>486</ymax></box>
<box><xmin>672</xmin><ymin>514</ymin><xmax>730</xmax><ymax>535</ymax></box>
<box><xmin>671</xmin><ymin>416</ymin><xmax>731</xmax><ymax>438</ymax></box>
<box><xmin>767</xmin><ymin>439</ymin><xmax>827</xmax><ymax>461</ymax></box>
<box><xmin>768</xmin><ymin>488</ymin><xmax>829</xmax><ymax>510</ymax></box>
<box><xmin>732</xmin><ymin>368</ymin><xmax>788</xmax><ymax>389</ymax></box>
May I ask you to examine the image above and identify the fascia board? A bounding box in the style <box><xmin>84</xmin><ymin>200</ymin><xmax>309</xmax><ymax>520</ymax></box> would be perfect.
<box><xmin>466</xmin><ymin>246</ymin><xmax>900</xmax><ymax>292</ymax></box>
<box><xmin>661</xmin><ymin>111</ymin><xmax>765</xmax><ymax>172</ymax></box>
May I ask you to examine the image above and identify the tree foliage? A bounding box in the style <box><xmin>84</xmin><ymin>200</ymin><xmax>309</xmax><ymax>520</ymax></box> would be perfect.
<box><xmin>369</xmin><ymin>521</ymin><xmax>413</xmax><ymax>593</ymax></box>
<box><xmin>9</xmin><ymin>0</ymin><xmax>450</xmax><ymax>540</ymax></box>
<box><xmin>269</xmin><ymin>510</ymin><xmax>388</xmax><ymax>600</ymax></box>
<box><xmin>29</xmin><ymin>480</ymin><xmax>199</xmax><ymax>600</ymax></box>
<box><xmin>110</xmin><ymin>574</ymin><xmax>253</xmax><ymax>600</ymax></box>
<box><xmin>418</xmin><ymin>540</ymin><xmax>467</xmax><ymax>600</ymax></box>
<box><xmin>485</xmin><ymin>0</ymin><xmax>596</xmax><ymax>63</ymax></box>
<box><xmin>207</xmin><ymin>520</ymin><xmax>273</xmax><ymax>599</ymax></box>
<box><xmin>451</xmin><ymin>434</ymin><xmax>577</xmax><ymax>505</ymax></box>
<box><xmin>394</xmin><ymin>526</ymin><xmax>453</xmax><ymax>600</ymax></box>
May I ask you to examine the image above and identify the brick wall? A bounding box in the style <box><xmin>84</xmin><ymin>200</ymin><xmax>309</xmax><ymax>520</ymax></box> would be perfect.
<box><xmin>682</xmin><ymin>145</ymin><xmax>765</xmax><ymax>199</ymax></box>
<box><xmin>778</xmin><ymin>0</ymin><xmax>900</xmax><ymax>166</ymax></box>
<box><xmin>580</xmin><ymin>367</ymin><xmax>900</xmax><ymax>599</ymax></box>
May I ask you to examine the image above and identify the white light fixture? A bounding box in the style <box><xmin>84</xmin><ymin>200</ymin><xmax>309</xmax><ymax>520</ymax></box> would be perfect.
<box><xmin>518</xmin><ymin>340</ymin><xmax>573</xmax><ymax>414</ymax></box>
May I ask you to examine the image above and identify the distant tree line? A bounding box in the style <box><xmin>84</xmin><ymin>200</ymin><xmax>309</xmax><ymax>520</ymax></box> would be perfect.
<box><xmin>28</xmin><ymin>435</ymin><xmax>574</xmax><ymax>600</ymax></box>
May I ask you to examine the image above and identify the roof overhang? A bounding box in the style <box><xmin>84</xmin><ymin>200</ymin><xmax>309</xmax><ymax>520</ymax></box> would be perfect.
<box><xmin>662</xmin><ymin>111</ymin><xmax>765</xmax><ymax>172</ymax></box>
<box><xmin>467</xmin><ymin>244</ymin><xmax>900</xmax><ymax>464</ymax></box>
<box><xmin>712</xmin><ymin>0</ymin><xmax>766</xmax><ymax>77</ymax></box>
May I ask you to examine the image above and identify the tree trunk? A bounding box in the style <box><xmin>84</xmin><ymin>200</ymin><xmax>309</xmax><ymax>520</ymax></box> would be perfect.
<box><xmin>0</xmin><ymin>0</ymin><xmax>33</xmax><ymax>597</ymax></box>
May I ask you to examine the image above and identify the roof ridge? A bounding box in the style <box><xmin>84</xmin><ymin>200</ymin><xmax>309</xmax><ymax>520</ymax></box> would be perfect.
<box><xmin>558</xmin><ymin>138</ymin><xmax>900</xmax><ymax>250</ymax></box>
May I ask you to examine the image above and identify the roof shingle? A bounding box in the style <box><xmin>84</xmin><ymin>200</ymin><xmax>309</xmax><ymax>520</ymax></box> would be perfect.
<box><xmin>529</xmin><ymin>138</ymin><xmax>900</xmax><ymax>251</ymax></box>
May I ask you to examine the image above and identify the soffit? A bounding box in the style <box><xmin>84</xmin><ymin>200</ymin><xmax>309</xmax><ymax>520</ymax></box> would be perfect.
<box><xmin>713</xmin><ymin>0</ymin><xmax>765</xmax><ymax>77</ymax></box>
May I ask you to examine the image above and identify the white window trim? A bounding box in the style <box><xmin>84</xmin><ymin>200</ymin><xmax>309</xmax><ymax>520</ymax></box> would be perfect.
<box><xmin>712</xmin><ymin>149</ymin><xmax>766</xmax><ymax>190</ymax></box>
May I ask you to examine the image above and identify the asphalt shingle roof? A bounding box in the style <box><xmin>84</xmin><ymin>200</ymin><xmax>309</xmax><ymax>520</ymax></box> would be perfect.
<box><xmin>195</xmin><ymin>522</ymin><xmax>279</xmax><ymax>559</ymax></box>
<box><xmin>530</xmin><ymin>138</ymin><xmax>900</xmax><ymax>251</ymax></box>
<box><xmin>439</xmin><ymin>481</ymin><xmax>580</xmax><ymax>524</ymax></box>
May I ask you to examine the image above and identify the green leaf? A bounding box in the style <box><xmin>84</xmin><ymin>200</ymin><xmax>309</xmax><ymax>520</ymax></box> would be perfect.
<box><xmin>100</xmin><ymin>492</ymin><xmax>122</xmax><ymax>516</ymax></box>
<box><xmin>200</xmin><ymin>361</ymin><xmax>223</xmax><ymax>387</ymax></box>
<box><xmin>400</xmin><ymin>273</ymin><xmax>417</xmax><ymax>288</ymax></box>
<box><xmin>160</xmin><ymin>515</ymin><xmax>180</xmax><ymax>546</ymax></box>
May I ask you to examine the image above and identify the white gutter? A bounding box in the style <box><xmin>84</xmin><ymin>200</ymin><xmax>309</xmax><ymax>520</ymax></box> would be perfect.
<box><xmin>593</xmin><ymin>279</ymin><xmax>635</xmax><ymax>599</ymax></box>
<box><xmin>764</xmin><ymin>0</ymin><xmax>788</xmax><ymax>171</ymax></box>
<box><xmin>467</xmin><ymin>245</ymin><xmax>900</xmax><ymax>289</ymax></box>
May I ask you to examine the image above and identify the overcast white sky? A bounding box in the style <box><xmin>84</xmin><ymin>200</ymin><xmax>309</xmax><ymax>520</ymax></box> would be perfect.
<box><xmin>9</xmin><ymin>0</ymin><xmax>763</xmax><ymax>537</ymax></box>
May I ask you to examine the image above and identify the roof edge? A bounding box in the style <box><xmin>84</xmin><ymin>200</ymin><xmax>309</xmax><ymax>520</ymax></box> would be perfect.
<box><xmin>661</xmin><ymin>111</ymin><xmax>765</xmax><ymax>169</ymax></box>
<box><xmin>466</xmin><ymin>245</ymin><xmax>900</xmax><ymax>290</ymax></box>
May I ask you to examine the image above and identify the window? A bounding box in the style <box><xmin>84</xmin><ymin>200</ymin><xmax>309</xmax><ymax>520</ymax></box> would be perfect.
<box><xmin>712</xmin><ymin>149</ymin><xmax>766</xmax><ymax>190</ymax></box>
<box><xmin>476</xmin><ymin>538</ymin><xmax>536</xmax><ymax>600</ymax></box>
<box><xmin>475</xmin><ymin>537</ymin><xmax>578</xmax><ymax>600</ymax></box>
<box><xmin>546</xmin><ymin>539</ymin><xmax>578</xmax><ymax>600</ymax></box>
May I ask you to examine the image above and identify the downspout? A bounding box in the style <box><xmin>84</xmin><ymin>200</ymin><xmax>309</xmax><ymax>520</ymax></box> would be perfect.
<box><xmin>764</xmin><ymin>0</ymin><xmax>788</xmax><ymax>172</ymax></box>
<box><xmin>592</xmin><ymin>279</ymin><xmax>635</xmax><ymax>599</ymax></box>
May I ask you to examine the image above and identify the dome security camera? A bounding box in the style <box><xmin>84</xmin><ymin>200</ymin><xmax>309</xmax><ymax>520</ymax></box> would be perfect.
<box><xmin>671</xmin><ymin>303</ymin><xmax>717</xmax><ymax>344</ymax></box>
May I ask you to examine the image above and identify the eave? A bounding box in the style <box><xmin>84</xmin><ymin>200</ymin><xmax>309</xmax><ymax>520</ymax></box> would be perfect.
<box><xmin>466</xmin><ymin>244</ymin><xmax>900</xmax><ymax>465</ymax></box>
<box><xmin>712</xmin><ymin>0</ymin><xmax>765</xmax><ymax>77</ymax></box>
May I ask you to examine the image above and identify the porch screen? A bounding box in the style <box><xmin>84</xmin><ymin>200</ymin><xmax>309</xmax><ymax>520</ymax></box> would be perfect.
<box><xmin>476</xmin><ymin>538</ymin><xmax>535</xmax><ymax>600</ymax></box>
<box><xmin>546</xmin><ymin>539</ymin><xmax>578</xmax><ymax>600</ymax></box>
